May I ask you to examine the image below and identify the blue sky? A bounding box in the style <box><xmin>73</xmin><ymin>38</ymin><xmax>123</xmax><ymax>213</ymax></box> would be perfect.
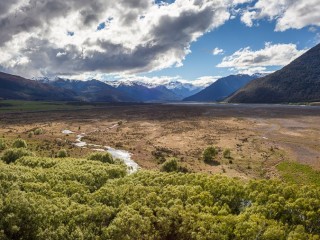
<box><xmin>146</xmin><ymin>14</ymin><xmax>319</xmax><ymax>80</ymax></box>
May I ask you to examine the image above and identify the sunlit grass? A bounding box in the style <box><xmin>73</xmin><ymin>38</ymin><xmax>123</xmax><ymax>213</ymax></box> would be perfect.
<box><xmin>277</xmin><ymin>161</ymin><xmax>320</xmax><ymax>186</ymax></box>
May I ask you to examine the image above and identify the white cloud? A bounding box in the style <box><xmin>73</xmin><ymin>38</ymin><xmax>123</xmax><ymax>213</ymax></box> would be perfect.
<box><xmin>212</xmin><ymin>47</ymin><xmax>224</xmax><ymax>55</ymax></box>
<box><xmin>240</xmin><ymin>0</ymin><xmax>320</xmax><ymax>31</ymax></box>
<box><xmin>56</xmin><ymin>52</ymin><xmax>67</xmax><ymax>57</ymax></box>
<box><xmin>232</xmin><ymin>0</ymin><xmax>253</xmax><ymax>5</ymax></box>
<box><xmin>308</xmin><ymin>26</ymin><xmax>318</xmax><ymax>33</ymax></box>
<box><xmin>240</xmin><ymin>10</ymin><xmax>256</xmax><ymax>27</ymax></box>
<box><xmin>0</xmin><ymin>0</ymin><xmax>235</xmax><ymax>78</ymax></box>
<box><xmin>235</xmin><ymin>66</ymin><xmax>274</xmax><ymax>75</ymax></box>
<box><xmin>217</xmin><ymin>43</ymin><xmax>307</xmax><ymax>72</ymax></box>
<box><xmin>187</xmin><ymin>76</ymin><xmax>221</xmax><ymax>87</ymax></box>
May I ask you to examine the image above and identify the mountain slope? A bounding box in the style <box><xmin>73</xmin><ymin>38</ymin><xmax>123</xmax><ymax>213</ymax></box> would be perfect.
<box><xmin>116</xmin><ymin>83</ymin><xmax>180</xmax><ymax>102</ymax></box>
<box><xmin>227</xmin><ymin>43</ymin><xmax>320</xmax><ymax>103</ymax></box>
<box><xmin>45</xmin><ymin>79</ymin><xmax>134</xmax><ymax>102</ymax></box>
<box><xmin>0</xmin><ymin>72</ymin><xmax>76</xmax><ymax>101</ymax></box>
<box><xmin>44</xmin><ymin>78</ymin><xmax>179</xmax><ymax>102</ymax></box>
<box><xmin>108</xmin><ymin>80</ymin><xmax>206</xmax><ymax>99</ymax></box>
<box><xmin>183</xmin><ymin>74</ymin><xmax>257</xmax><ymax>102</ymax></box>
<box><xmin>165</xmin><ymin>82</ymin><xmax>203</xmax><ymax>99</ymax></box>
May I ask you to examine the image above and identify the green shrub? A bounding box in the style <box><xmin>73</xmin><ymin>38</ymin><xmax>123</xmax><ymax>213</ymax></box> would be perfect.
<box><xmin>57</xmin><ymin>149</ymin><xmax>68</xmax><ymax>158</ymax></box>
<box><xmin>88</xmin><ymin>152</ymin><xmax>114</xmax><ymax>164</ymax></box>
<box><xmin>1</xmin><ymin>148</ymin><xmax>34</xmax><ymax>164</ymax></box>
<box><xmin>34</xmin><ymin>128</ymin><xmax>44</xmax><ymax>135</ymax></box>
<box><xmin>0</xmin><ymin>156</ymin><xmax>319</xmax><ymax>239</ymax></box>
<box><xmin>0</xmin><ymin>139</ymin><xmax>7</xmax><ymax>150</ymax></box>
<box><xmin>161</xmin><ymin>158</ymin><xmax>178</xmax><ymax>172</ymax></box>
<box><xmin>12</xmin><ymin>139</ymin><xmax>28</xmax><ymax>148</ymax></box>
<box><xmin>223</xmin><ymin>149</ymin><xmax>231</xmax><ymax>159</ymax></box>
<box><xmin>28</xmin><ymin>131</ymin><xmax>34</xmax><ymax>138</ymax></box>
<box><xmin>203</xmin><ymin>146</ymin><xmax>218</xmax><ymax>164</ymax></box>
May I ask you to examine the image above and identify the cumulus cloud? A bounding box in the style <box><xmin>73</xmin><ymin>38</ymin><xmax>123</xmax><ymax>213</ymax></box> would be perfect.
<box><xmin>217</xmin><ymin>42</ymin><xmax>307</xmax><ymax>74</ymax></box>
<box><xmin>212</xmin><ymin>47</ymin><xmax>224</xmax><ymax>55</ymax></box>
<box><xmin>236</xmin><ymin>67</ymin><xmax>273</xmax><ymax>75</ymax></box>
<box><xmin>240</xmin><ymin>0</ymin><xmax>320</xmax><ymax>31</ymax></box>
<box><xmin>0</xmin><ymin>0</ymin><xmax>238</xmax><ymax>78</ymax></box>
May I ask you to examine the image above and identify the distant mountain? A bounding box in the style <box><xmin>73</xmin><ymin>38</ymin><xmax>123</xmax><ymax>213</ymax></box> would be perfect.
<box><xmin>40</xmin><ymin>78</ymin><xmax>179</xmax><ymax>102</ymax></box>
<box><xmin>183</xmin><ymin>74</ymin><xmax>258</xmax><ymax>102</ymax></box>
<box><xmin>107</xmin><ymin>79</ymin><xmax>209</xmax><ymax>99</ymax></box>
<box><xmin>0</xmin><ymin>72</ymin><xmax>76</xmax><ymax>101</ymax></box>
<box><xmin>32</xmin><ymin>76</ymin><xmax>215</xmax><ymax>102</ymax></box>
<box><xmin>40</xmin><ymin>78</ymin><xmax>205</xmax><ymax>102</ymax></box>
<box><xmin>40</xmin><ymin>78</ymin><xmax>134</xmax><ymax>102</ymax></box>
<box><xmin>163</xmin><ymin>81</ymin><xmax>204</xmax><ymax>99</ymax></box>
<box><xmin>116</xmin><ymin>83</ymin><xmax>180</xmax><ymax>102</ymax></box>
<box><xmin>227</xmin><ymin>43</ymin><xmax>320</xmax><ymax>103</ymax></box>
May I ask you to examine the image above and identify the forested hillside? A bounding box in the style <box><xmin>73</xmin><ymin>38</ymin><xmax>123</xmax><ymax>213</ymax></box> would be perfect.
<box><xmin>1</xmin><ymin>154</ymin><xmax>320</xmax><ymax>239</ymax></box>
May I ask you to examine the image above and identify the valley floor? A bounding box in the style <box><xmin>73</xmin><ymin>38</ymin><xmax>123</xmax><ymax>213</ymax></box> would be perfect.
<box><xmin>1</xmin><ymin>101</ymin><xmax>320</xmax><ymax>183</ymax></box>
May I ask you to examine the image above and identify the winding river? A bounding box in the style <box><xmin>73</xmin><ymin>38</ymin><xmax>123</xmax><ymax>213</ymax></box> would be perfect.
<box><xmin>63</xmin><ymin>131</ymin><xmax>140</xmax><ymax>174</ymax></box>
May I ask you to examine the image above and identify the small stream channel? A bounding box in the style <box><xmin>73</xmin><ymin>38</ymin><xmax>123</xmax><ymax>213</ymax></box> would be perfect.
<box><xmin>63</xmin><ymin>130</ymin><xmax>140</xmax><ymax>174</ymax></box>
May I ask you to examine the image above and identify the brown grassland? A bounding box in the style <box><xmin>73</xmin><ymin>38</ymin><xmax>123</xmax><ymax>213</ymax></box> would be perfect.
<box><xmin>1</xmin><ymin>102</ymin><xmax>320</xmax><ymax>181</ymax></box>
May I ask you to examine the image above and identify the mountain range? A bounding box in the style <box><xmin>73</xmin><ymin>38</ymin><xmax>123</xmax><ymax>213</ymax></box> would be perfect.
<box><xmin>38</xmin><ymin>78</ymin><xmax>135</xmax><ymax>102</ymax></box>
<box><xmin>227</xmin><ymin>43</ymin><xmax>320</xmax><ymax>103</ymax></box>
<box><xmin>37</xmin><ymin>78</ymin><xmax>207</xmax><ymax>102</ymax></box>
<box><xmin>0</xmin><ymin>73</ymin><xmax>212</xmax><ymax>102</ymax></box>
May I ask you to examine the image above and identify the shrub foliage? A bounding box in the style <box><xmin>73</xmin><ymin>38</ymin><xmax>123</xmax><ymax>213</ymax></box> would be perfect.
<box><xmin>0</xmin><ymin>156</ymin><xmax>320</xmax><ymax>239</ymax></box>
<box><xmin>57</xmin><ymin>149</ymin><xmax>68</xmax><ymax>158</ymax></box>
<box><xmin>0</xmin><ymin>139</ymin><xmax>7</xmax><ymax>151</ymax></box>
<box><xmin>1</xmin><ymin>148</ymin><xmax>34</xmax><ymax>164</ymax></box>
<box><xmin>203</xmin><ymin>146</ymin><xmax>219</xmax><ymax>164</ymax></box>
<box><xmin>88</xmin><ymin>152</ymin><xmax>114</xmax><ymax>164</ymax></box>
<box><xmin>12</xmin><ymin>139</ymin><xmax>28</xmax><ymax>148</ymax></box>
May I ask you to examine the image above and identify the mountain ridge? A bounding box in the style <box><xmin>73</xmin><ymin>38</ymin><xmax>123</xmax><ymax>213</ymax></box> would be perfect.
<box><xmin>0</xmin><ymin>72</ymin><xmax>76</xmax><ymax>101</ymax></box>
<box><xmin>183</xmin><ymin>74</ymin><xmax>259</xmax><ymax>102</ymax></box>
<box><xmin>227</xmin><ymin>43</ymin><xmax>320</xmax><ymax>103</ymax></box>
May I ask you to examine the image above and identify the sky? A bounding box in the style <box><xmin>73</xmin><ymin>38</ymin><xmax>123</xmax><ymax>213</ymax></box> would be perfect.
<box><xmin>0</xmin><ymin>0</ymin><xmax>319</xmax><ymax>86</ymax></box>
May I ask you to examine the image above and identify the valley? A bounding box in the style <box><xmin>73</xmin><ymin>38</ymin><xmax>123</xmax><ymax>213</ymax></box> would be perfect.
<box><xmin>1</xmin><ymin>1</ymin><xmax>320</xmax><ymax>238</ymax></box>
<box><xmin>1</xmin><ymin>101</ymin><xmax>320</xmax><ymax>183</ymax></box>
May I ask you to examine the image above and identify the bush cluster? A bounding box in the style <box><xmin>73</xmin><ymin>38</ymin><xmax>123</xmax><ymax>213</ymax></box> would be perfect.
<box><xmin>88</xmin><ymin>152</ymin><xmax>114</xmax><ymax>164</ymax></box>
<box><xmin>12</xmin><ymin>139</ymin><xmax>28</xmax><ymax>148</ymax></box>
<box><xmin>34</xmin><ymin>128</ymin><xmax>44</xmax><ymax>135</ymax></box>
<box><xmin>0</xmin><ymin>139</ymin><xmax>7</xmax><ymax>151</ymax></box>
<box><xmin>203</xmin><ymin>146</ymin><xmax>219</xmax><ymax>164</ymax></box>
<box><xmin>1</xmin><ymin>148</ymin><xmax>34</xmax><ymax>164</ymax></box>
<box><xmin>57</xmin><ymin>149</ymin><xmax>68</xmax><ymax>158</ymax></box>
<box><xmin>1</xmin><ymin>154</ymin><xmax>320</xmax><ymax>239</ymax></box>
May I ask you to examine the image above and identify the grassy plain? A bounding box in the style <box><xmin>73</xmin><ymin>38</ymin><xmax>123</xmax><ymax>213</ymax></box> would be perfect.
<box><xmin>1</xmin><ymin>101</ymin><xmax>320</xmax><ymax>184</ymax></box>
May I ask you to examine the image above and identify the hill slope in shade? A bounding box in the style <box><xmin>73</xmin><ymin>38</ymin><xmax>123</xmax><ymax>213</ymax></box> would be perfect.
<box><xmin>0</xmin><ymin>72</ymin><xmax>76</xmax><ymax>101</ymax></box>
<box><xmin>227</xmin><ymin>43</ymin><xmax>320</xmax><ymax>103</ymax></box>
<box><xmin>183</xmin><ymin>74</ymin><xmax>257</xmax><ymax>102</ymax></box>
